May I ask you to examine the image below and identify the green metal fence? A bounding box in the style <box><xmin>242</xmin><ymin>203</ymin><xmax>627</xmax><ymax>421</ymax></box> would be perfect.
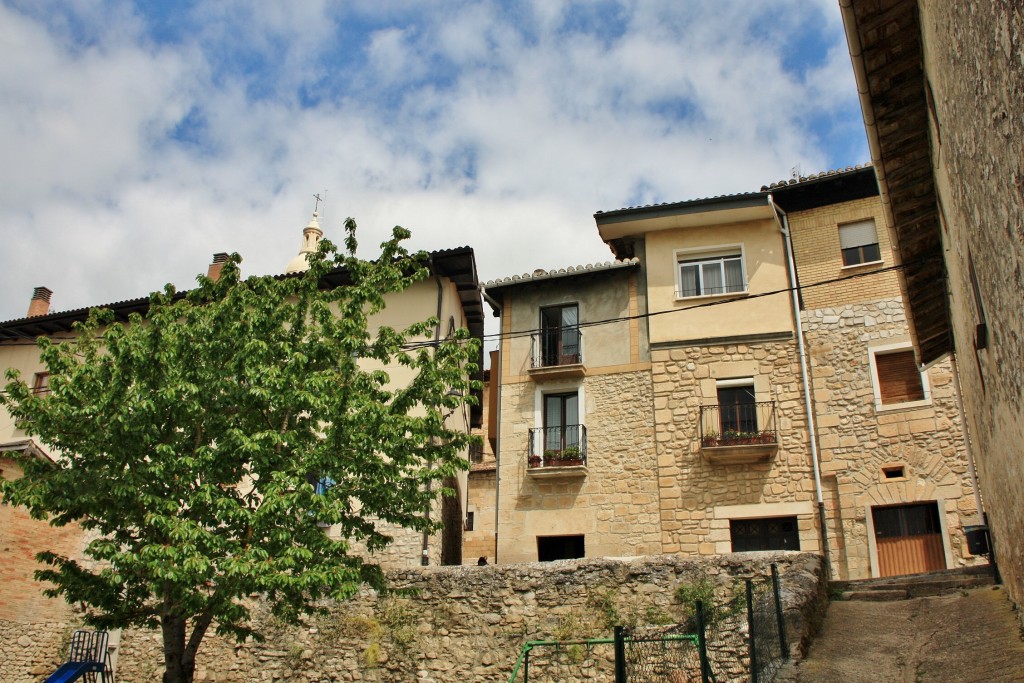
<box><xmin>508</xmin><ymin>563</ymin><xmax>789</xmax><ymax>683</ymax></box>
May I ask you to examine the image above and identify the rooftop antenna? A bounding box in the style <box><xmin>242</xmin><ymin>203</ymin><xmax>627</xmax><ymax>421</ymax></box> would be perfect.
<box><xmin>790</xmin><ymin>164</ymin><xmax>802</xmax><ymax>180</ymax></box>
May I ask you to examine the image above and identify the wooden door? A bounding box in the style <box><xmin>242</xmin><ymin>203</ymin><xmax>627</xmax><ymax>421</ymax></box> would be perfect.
<box><xmin>872</xmin><ymin>502</ymin><xmax>946</xmax><ymax>577</ymax></box>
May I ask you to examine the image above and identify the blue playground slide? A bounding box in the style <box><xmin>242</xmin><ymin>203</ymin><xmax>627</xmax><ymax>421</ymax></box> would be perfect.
<box><xmin>42</xmin><ymin>630</ymin><xmax>112</xmax><ymax>683</ymax></box>
<box><xmin>44</xmin><ymin>661</ymin><xmax>105</xmax><ymax>683</ymax></box>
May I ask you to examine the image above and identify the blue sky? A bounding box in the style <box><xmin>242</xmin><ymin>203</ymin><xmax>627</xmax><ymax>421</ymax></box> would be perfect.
<box><xmin>0</xmin><ymin>0</ymin><xmax>868</xmax><ymax>332</ymax></box>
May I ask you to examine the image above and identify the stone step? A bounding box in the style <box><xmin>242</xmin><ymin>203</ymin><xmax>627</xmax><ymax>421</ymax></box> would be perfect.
<box><xmin>830</xmin><ymin>564</ymin><xmax>993</xmax><ymax>591</ymax></box>
<box><xmin>840</xmin><ymin>588</ymin><xmax>909</xmax><ymax>601</ymax></box>
<box><xmin>830</xmin><ymin>565</ymin><xmax>995</xmax><ymax>601</ymax></box>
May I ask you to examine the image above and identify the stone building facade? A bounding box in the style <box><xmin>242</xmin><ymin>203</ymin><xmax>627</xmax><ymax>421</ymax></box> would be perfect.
<box><xmin>842</xmin><ymin>0</ymin><xmax>1024</xmax><ymax>615</ymax></box>
<box><xmin>778</xmin><ymin>170</ymin><xmax>979</xmax><ymax>580</ymax></box>
<box><xmin>479</xmin><ymin>165</ymin><xmax>981</xmax><ymax>581</ymax></box>
<box><xmin>484</xmin><ymin>262</ymin><xmax>664</xmax><ymax>564</ymax></box>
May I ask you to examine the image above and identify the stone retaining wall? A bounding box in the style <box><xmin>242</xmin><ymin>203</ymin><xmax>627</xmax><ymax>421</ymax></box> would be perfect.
<box><xmin>0</xmin><ymin>553</ymin><xmax>826</xmax><ymax>683</ymax></box>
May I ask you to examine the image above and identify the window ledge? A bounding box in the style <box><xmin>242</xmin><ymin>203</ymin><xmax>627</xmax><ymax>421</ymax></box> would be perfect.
<box><xmin>674</xmin><ymin>291</ymin><xmax>750</xmax><ymax>304</ymax></box>
<box><xmin>841</xmin><ymin>259</ymin><xmax>884</xmax><ymax>271</ymax></box>
<box><xmin>527</xmin><ymin>464</ymin><xmax>588</xmax><ymax>479</ymax></box>
<box><xmin>702</xmin><ymin>442</ymin><xmax>777</xmax><ymax>465</ymax></box>
<box><xmin>874</xmin><ymin>398</ymin><xmax>933</xmax><ymax>413</ymax></box>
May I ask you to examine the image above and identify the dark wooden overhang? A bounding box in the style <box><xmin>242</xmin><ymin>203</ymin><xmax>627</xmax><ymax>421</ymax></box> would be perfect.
<box><xmin>842</xmin><ymin>0</ymin><xmax>951</xmax><ymax>365</ymax></box>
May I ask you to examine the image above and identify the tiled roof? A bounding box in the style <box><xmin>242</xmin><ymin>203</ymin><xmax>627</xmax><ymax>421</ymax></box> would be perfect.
<box><xmin>484</xmin><ymin>258</ymin><xmax>640</xmax><ymax>289</ymax></box>
<box><xmin>760</xmin><ymin>163</ymin><xmax>873</xmax><ymax>191</ymax></box>
<box><xmin>594</xmin><ymin>191</ymin><xmax>765</xmax><ymax>218</ymax></box>
<box><xmin>594</xmin><ymin>164</ymin><xmax>874</xmax><ymax>219</ymax></box>
<box><xmin>0</xmin><ymin>247</ymin><xmax>484</xmax><ymax>341</ymax></box>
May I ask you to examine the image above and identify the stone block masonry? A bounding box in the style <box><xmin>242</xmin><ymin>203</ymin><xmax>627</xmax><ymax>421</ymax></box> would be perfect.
<box><xmin>802</xmin><ymin>297</ymin><xmax>979</xmax><ymax>580</ymax></box>
<box><xmin>497</xmin><ymin>369</ymin><xmax>662</xmax><ymax>563</ymax></box>
<box><xmin>651</xmin><ymin>340</ymin><xmax>819</xmax><ymax>557</ymax></box>
<box><xmin>0</xmin><ymin>553</ymin><xmax>826</xmax><ymax>683</ymax></box>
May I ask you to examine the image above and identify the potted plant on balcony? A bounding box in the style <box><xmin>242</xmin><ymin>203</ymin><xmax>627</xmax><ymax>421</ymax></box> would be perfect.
<box><xmin>528</xmin><ymin>454</ymin><xmax>542</xmax><ymax>468</ymax></box>
<box><xmin>550</xmin><ymin>445</ymin><xmax>584</xmax><ymax>467</ymax></box>
<box><xmin>701</xmin><ymin>431</ymin><xmax>721</xmax><ymax>448</ymax></box>
<box><xmin>710</xmin><ymin>429</ymin><xmax>777</xmax><ymax>446</ymax></box>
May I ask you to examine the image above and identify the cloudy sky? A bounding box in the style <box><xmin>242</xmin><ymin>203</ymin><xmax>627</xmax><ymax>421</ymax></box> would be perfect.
<box><xmin>0</xmin><ymin>0</ymin><xmax>868</xmax><ymax>337</ymax></box>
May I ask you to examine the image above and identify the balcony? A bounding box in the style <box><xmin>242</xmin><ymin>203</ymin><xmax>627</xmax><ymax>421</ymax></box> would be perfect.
<box><xmin>699</xmin><ymin>401</ymin><xmax>778</xmax><ymax>465</ymax></box>
<box><xmin>527</xmin><ymin>424</ymin><xmax>588</xmax><ymax>478</ymax></box>
<box><xmin>528</xmin><ymin>327</ymin><xmax>585</xmax><ymax>380</ymax></box>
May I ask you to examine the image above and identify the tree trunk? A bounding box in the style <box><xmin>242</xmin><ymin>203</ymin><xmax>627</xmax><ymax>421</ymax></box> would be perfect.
<box><xmin>162</xmin><ymin>614</ymin><xmax>196</xmax><ymax>683</ymax></box>
<box><xmin>161</xmin><ymin>608</ymin><xmax>214</xmax><ymax>683</ymax></box>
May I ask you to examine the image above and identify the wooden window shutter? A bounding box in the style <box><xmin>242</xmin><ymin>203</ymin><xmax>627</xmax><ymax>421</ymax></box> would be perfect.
<box><xmin>876</xmin><ymin>350</ymin><xmax>925</xmax><ymax>404</ymax></box>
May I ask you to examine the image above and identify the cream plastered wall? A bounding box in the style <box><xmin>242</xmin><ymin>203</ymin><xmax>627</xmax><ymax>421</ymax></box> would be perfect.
<box><xmin>346</xmin><ymin>277</ymin><xmax>475</xmax><ymax>569</ymax></box>
<box><xmin>643</xmin><ymin>219</ymin><xmax>794</xmax><ymax>345</ymax></box>
<box><xmin>0</xmin><ymin>340</ymin><xmax>75</xmax><ymax>443</ymax></box>
<box><xmin>492</xmin><ymin>268</ymin><xmax>646</xmax><ymax>381</ymax></box>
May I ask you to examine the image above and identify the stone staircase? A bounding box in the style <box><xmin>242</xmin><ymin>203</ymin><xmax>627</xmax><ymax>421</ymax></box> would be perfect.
<box><xmin>830</xmin><ymin>564</ymin><xmax>996</xmax><ymax>601</ymax></box>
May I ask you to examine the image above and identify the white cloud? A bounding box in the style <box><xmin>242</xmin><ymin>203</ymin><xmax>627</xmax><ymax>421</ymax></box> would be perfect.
<box><xmin>0</xmin><ymin>0</ymin><xmax>866</xmax><ymax>326</ymax></box>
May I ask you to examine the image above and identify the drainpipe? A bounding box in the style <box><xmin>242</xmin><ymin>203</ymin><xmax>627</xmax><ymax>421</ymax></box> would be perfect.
<box><xmin>481</xmin><ymin>286</ymin><xmax>503</xmax><ymax>564</ymax></box>
<box><xmin>768</xmin><ymin>195</ymin><xmax>831</xmax><ymax>577</ymax></box>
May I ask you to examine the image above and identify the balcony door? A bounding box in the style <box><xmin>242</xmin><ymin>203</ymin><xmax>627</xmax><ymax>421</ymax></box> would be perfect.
<box><xmin>717</xmin><ymin>382</ymin><xmax>756</xmax><ymax>434</ymax></box>
<box><xmin>543</xmin><ymin>392</ymin><xmax>579</xmax><ymax>453</ymax></box>
<box><xmin>540</xmin><ymin>304</ymin><xmax>580</xmax><ymax>366</ymax></box>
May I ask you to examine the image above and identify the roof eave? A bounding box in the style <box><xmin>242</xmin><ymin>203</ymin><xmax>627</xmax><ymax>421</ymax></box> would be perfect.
<box><xmin>841</xmin><ymin>0</ymin><xmax>951</xmax><ymax>365</ymax></box>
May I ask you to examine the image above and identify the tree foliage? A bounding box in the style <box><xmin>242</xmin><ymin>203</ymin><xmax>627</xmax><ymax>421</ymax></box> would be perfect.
<box><xmin>0</xmin><ymin>220</ymin><xmax>478</xmax><ymax>683</ymax></box>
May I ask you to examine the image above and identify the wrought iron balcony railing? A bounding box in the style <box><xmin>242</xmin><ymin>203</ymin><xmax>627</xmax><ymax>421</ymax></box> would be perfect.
<box><xmin>699</xmin><ymin>401</ymin><xmax>778</xmax><ymax>448</ymax></box>
<box><xmin>527</xmin><ymin>424</ymin><xmax>587</xmax><ymax>468</ymax></box>
<box><xmin>530</xmin><ymin>327</ymin><xmax>583</xmax><ymax>369</ymax></box>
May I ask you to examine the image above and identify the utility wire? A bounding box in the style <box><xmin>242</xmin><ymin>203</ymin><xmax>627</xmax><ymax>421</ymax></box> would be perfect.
<box><xmin>0</xmin><ymin>257</ymin><xmax>935</xmax><ymax>353</ymax></box>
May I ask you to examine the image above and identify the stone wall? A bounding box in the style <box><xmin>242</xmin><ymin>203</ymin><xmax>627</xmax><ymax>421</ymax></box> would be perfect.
<box><xmin>0</xmin><ymin>553</ymin><xmax>826</xmax><ymax>683</ymax></box>
<box><xmin>917</xmin><ymin>0</ymin><xmax>1024</xmax><ymax>617</ymax></box>
<box><xmin>802</xmin><ymin>298</ymin><xmax>980</xmax><ymax>580</ymax></box>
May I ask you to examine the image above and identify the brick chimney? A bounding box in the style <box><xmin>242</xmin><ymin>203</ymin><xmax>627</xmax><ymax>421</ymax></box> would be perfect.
<box><xmin>207</xmin><ymin>253</ymin><xmax>229</xmax><ymax>282</ymax></box>
<box><xmin>27</xmin><ymin>287</ymin><xmax>52</xmax><ymax>317</ymax></box>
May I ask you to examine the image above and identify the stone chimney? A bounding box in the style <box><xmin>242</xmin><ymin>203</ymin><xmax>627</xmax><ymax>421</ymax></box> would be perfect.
<box><xmin>27</xmin><ymin>287</ymin><xmax>52</xmax><ymax>317</ymax></box>
<box><xmin>207</xmin><ymin>253</ymin><xmax>230</xmax><ymax>282</ymax></box>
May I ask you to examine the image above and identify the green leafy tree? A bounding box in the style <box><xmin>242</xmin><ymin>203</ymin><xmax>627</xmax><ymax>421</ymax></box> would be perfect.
<box><xmin>0</xmin><ymin>220</ymin><xmax>478</xmax><ymax>683</ymax></box>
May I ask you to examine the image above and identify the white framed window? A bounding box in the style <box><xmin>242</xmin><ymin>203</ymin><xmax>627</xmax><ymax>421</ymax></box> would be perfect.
<box><xmin>839</xmin><ymin>219</ymin><xmax>882</xmax><ymax>267</ymax></box>
<box><xmin>868</xmin><ymin>343</ymin><xmax>931</xmax><ymax>410</ymax></box>
<box><xmin>675</xmin><ymin>246</ymin><xmax>746</xmax><ymax>299</ymax></box>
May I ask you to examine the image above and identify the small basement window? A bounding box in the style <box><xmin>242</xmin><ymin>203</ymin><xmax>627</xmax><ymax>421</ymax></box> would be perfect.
<box><xmin>730</xmin><ymin>517</ymin><xmax>800</xmax><ymax>552</ymax></box>
<box><xmin>882</xmin><ymin>466</ymin><xmax>906</xmax><ymax>479</ymax></box>
<box><xmin>537</xmin><ymin>535</ymin><xmax>585</xmax><ymax>562</ymax></box>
